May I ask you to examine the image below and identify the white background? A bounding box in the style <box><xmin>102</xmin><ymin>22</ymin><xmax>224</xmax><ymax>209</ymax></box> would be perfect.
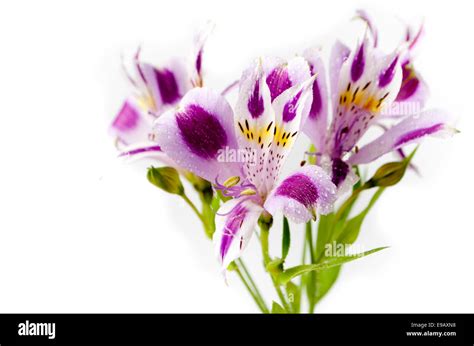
<box><xmin>0</xmin><ymin>0</ymin><xmax>473</xmax><ymax>313</ymax></box>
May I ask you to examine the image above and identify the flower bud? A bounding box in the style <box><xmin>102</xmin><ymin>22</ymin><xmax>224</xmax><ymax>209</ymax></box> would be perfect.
<box><xmin>147</xmin><ymin>166</ymin><xmax>184</xmax><ymax>195</ymax></box>
<box><xmin>365</xmin><ymin>161</ymin><xmax>406</xmax><ymax>188</ymax></box>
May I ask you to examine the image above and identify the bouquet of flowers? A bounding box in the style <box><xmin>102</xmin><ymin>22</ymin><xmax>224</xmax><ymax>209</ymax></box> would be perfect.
<box><xmin>108</xmin><ymin>11</ymin><xmax>456</xmax><ymax>313</ymax></box>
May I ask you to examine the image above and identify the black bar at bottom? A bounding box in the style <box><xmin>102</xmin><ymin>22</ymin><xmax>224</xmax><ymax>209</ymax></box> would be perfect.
<box><xmin>0</xmin><ymin>314</ymin><xmax>473</xmax><ymax>345</ymax></box>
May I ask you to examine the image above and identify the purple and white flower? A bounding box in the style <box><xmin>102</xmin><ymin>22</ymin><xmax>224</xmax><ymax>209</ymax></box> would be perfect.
<box><xmin>303</xmin><ymin>17</ymin><xmax>456</xmax><ymax>190</ymax></box>
<box><xmin>154</xmin><ymin>58</ymin><xmax>337</xmax><ymax>269</ymax></box>
<box><xmin>109</xmin><ymin>26</ymin><xmax>212</xmax><ymax>162</ymax></box>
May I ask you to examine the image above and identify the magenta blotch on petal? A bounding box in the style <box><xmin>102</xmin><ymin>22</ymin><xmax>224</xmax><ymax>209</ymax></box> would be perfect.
<box><xmin>351</xmin><ymin>43</ymin><xmax>365</xmax><ymax>82</ymax></box>
<box><xmin>112</xmin><ymin>101</ymin><xmax>140</xmax><ymax>131</ymax></box>
<box><xmin>348</xmin><ymin>109</ymin><xmax>455</xmax><ymax>165</ymax></box>
<box><xmin>266</xmin><ymin>66</ymin><xmax>292</xmax><ymax>101</ymax></box>
<box><xmin>247</xmin><ymin>80</ymin><xmax>265</xmax><ymax>118</ymax></box>
<box><xmin>176</xmin><ymin>104</ymin><xmax>228</xmax><ymax>159</ymax></box>
<box><xmin>155</xmin><ymin>68</ymin><xmax>181</xmax><ymax>105</ymax></box>
<box><xmin>219</xmin><ymin>204</ymin><xmax>248</xmax><ymax>261</ymax></box>
<box><xmin>275</xmin><ymin>173</ymin><xmax>318</xmax><ymax>207</ymax></box>
<box><xmin>396</xmin><ymin>77</ymin><xmax>420</xmax><ymax>101</ymax></box>
<box><xmin>331</xmin><ymin>158</ymin><xmax>350</xmax><ymax>188</ymax></box>
<box><xmin>395</xmin><ymin>123</ymin><xmax>444</xmax><ymax>146</ymax></box>
<box><xmin>213</xmin><ymin>198</ymin><xmax>263</xmax><ymax>270</ymax></box>
<box><xmin>309</xmin><ymin>77</ymin><xmax>322</xmax><ymax>119</ymax></box>
<box><xmin>282</xmin><ymin>90</ymin><xmax>302</xmax><ymax>122</ymax></box>
<box><xmin>379</xmin><ymin>56</ymin><xmax>399</xmax><ymax>88</ymax></box>
<box><xmin>264</xmin><ymin>165</ymin><xmax>336</xmax><ymax>223</ymax></box>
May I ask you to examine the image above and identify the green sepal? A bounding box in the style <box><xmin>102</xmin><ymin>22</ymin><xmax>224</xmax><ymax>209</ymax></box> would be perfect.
<box><xmin>226</xmin><ymin>261</ymin><xmax>237</xmax><ymax>271</ymax></box>
<box><xmin>266</xmin><ymin>258</ymin><xmax>284</xmax><ymax>275</ymax></box>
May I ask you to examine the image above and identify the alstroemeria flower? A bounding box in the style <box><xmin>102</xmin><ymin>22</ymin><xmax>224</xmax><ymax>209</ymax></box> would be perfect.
<box><xmin>303</xmin><ymin>21</ymin><xmax>456</xmax><ymax>190</ymax></box>
<box><xmin>154</xmin><ymin>58</ymin><xmax>336</xmax><ymax>269</ymax></box>
<box><xmin>109</xmin><ymin>26</ymin><xmax>212</xmax><ymax>161</ymax></box>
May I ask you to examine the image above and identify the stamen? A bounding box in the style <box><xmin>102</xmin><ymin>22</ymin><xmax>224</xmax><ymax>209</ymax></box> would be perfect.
<box><xmin>223</xmin><ymin>176</ymin><xmax>240</xmax><ymax>188</ymax></box>
<box><xmin>240</xmin><ymin>188</ymin><xmax>257</xmax><ymax>196</ymax></box>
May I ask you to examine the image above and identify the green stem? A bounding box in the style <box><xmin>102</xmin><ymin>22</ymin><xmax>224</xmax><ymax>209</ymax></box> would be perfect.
<box><xmin>306</xmin><ymin>221</ymin><xmax>316</xmax><ymax>263</ymax></box>
<box><xmin>181</xmin><ymin>193</ymin><xmax>212</xmax><ymax>237</ymax></box>
<box><xmin>306</xmin><ymin>222</ymin><xmax>317</xmax><ymax>314</ymax></box>
<box><xmin>236</xmin><ymin>259</ymin><xmax>268</xmax><ymax>312</ymax></box>
<box><xmin>235</xmin><ymin>266</ymin><xmax>268</xmax><ymax>313</ymax></box>
<box><xmin>181</xmin><ymin>193</ymin><xmax>204</xmax><ymax>222</ymax></box>
<box><xmin>260</xmin><ymin>222</ymin><xmax>292</xmax><ymax>312</ymax></box>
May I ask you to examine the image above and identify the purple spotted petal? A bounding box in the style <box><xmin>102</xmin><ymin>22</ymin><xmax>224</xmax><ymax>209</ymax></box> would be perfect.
<box><xmin>109</xmin><ymin>99</ymin><xmax>153</xmax><ymax>145</ymax></box>
<box><xmin>392</xmin><ymin>61</ymin><xmax>429</xmax><ymax>112</ymax></box>
<box><xmin>397</xmin><ymin>76</ymin><xmax>419</xmax><ymax>101</ymax></box>
<box><xmin>302</xmin><ymin>49</ymin><xmax>329</xmax><ymax>152</ymax></box>
<box><xmin>356</xmin><ymin>9</ymin><xmax>378</xmax><ymax>47</ymax></box>
<box><xmin>266</xmin><ymin>66</ymin><xmax>292</xmax><ymax>101</ymax></box>
<box><xmin>138</xmin><ymin>58</ymin><xmax>191</xmax><ymax>111</ymax></box>
<box><xmin>247</xmin><ymin>80</ymin><xmax>265</xmax><ymax>118</ymax></box>
<box><xmin>329</xmin><ymin>41</ymin><xmax>350</xmax><ymax>108</ymax></box>
<box><xmin>117</xmin><ymin>143</ymin><xmax>179</xmax><ymax>167</ymax></box>
<box><xmin>213</xmin><ymin>198</ymin><xmax>263</xmax><ymax>270</ymax></box>
<box><xmin>176</xmin><ymin>104</ymin><xmax>228</xmax><ymax>159</ymax></box>
<box><xmin>331</xmin><ymin>158</ymin><xmax>350</xmax><ymax>187</ymax></box>
<box><xmin>349</xmin><ymin>109</ymin><xmax>456</xmax><ymax>165</ymax></box>
<box><xmin>192</xmin><ymin>21</ymin><xmax>214</xmax><ymax>83</ymax></box>
<box><xmin>262</xmin><ymin>57</ymin><xmax>312</xmax><ymax>102</ymax></box>
<box><xmin>154</xmin><ymin>68</ymin><xmax>181</xmax><ymax>104</ymax></box>
<box><xmin>234</xmin><ymin>61</ymin><xmax>274</xmax><ymax>195</ymax></box>
<box><xmin>264</xmin><ymin>165</ymin><xmax>336</xmax><ymax>224</ymax></box>
<box><xmin>282</xmin><ymin>90</ymin><xmax>302</xmax><ymax>122</ymax></box>
<box><xmin>263</xmin><ymin>75</ymin><xmax>315</xmax><ymax>193</ymax></box>
<box><xmin>378</xmin><ymin>56</ymin><xmax>399</xmax><ymax>88</ymax></box>
<box><xmin>154</xmin><ymin>87</ymin><xmax>241</xmax><ymax>182</ymax></box>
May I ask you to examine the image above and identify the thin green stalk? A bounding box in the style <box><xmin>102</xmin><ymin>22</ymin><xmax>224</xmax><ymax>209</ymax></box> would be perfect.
<box><xmin>260</xmin><ymin>223</ymin><xmax>292</xmax><ymax>312</ymax></box>
<box><xmin>306</xmin><ymin>221</ymin><xmax>317</xmax><ymax>313</ymax></box>
<box><xmin>181</xmin><ymin>193</ymin><xmax>213</xmax><ymax>237</ymax></box>
<box><xmin>235</xmin><ymin>266</ymin><xmax>268</xmax><ymax>313</ymax></box>
<box><xmin>181</xmin><ymin>193</ymin><xmax>205</xmax><ymax>222</ymax></box>
<box><xmin>236</xmin><ymin>259</ymin><xmax>268</xmax><ymax>312</ymax></box>
<box><xmin>306</xmin><ymin>222</ymin><xmax>316</xmax><ymax>263</ymax></box>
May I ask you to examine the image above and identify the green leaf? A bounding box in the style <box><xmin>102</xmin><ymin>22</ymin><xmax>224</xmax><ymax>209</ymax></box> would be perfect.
<box><xmin>286</xmin><ymin>281</ymin><xmax>301</xmax><ymax>313</ymax></box>
<box><xmin>337</xmin><ymin>188</ymin><xmax>385</xmax><ymax>245</ymax></box>
<box><xmin>306</xmin><ymin>270</ymin><xmax>317</xmax><ymax>312</ymax></box>
<box><xmin>315</xmin><ymin>266</ymin><xmax>341</xmax><ymax>304</ymax></box>
<box><xmin>282</xmin><ymin>217</ymin><xmax>291</xmax><ymax>260</ymax></box>
<box><xmin>271</xmin><ymin>301</ymin><xmax>287</xmax><ymax>314</ymax></box>
<box><xmin>315</xmin><ymin>213</ymin><xmax>335</xmax><ymax>260</ymax></box>
<box><xmin>147</xmin><ymin>166</ymin><xmax>184</xmax><ymax>195</ymax></box>
<box><xmin>277</xmin><ymin>246</ymin><xmax>388</xmax><ymax>285</ymax></box>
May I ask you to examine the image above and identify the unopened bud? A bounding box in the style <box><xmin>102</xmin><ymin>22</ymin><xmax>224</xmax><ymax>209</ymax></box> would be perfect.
<box><xmin>147</xmin><ymin>166</ymin><xmax>184</xmax><ymax>195</ymax></box>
